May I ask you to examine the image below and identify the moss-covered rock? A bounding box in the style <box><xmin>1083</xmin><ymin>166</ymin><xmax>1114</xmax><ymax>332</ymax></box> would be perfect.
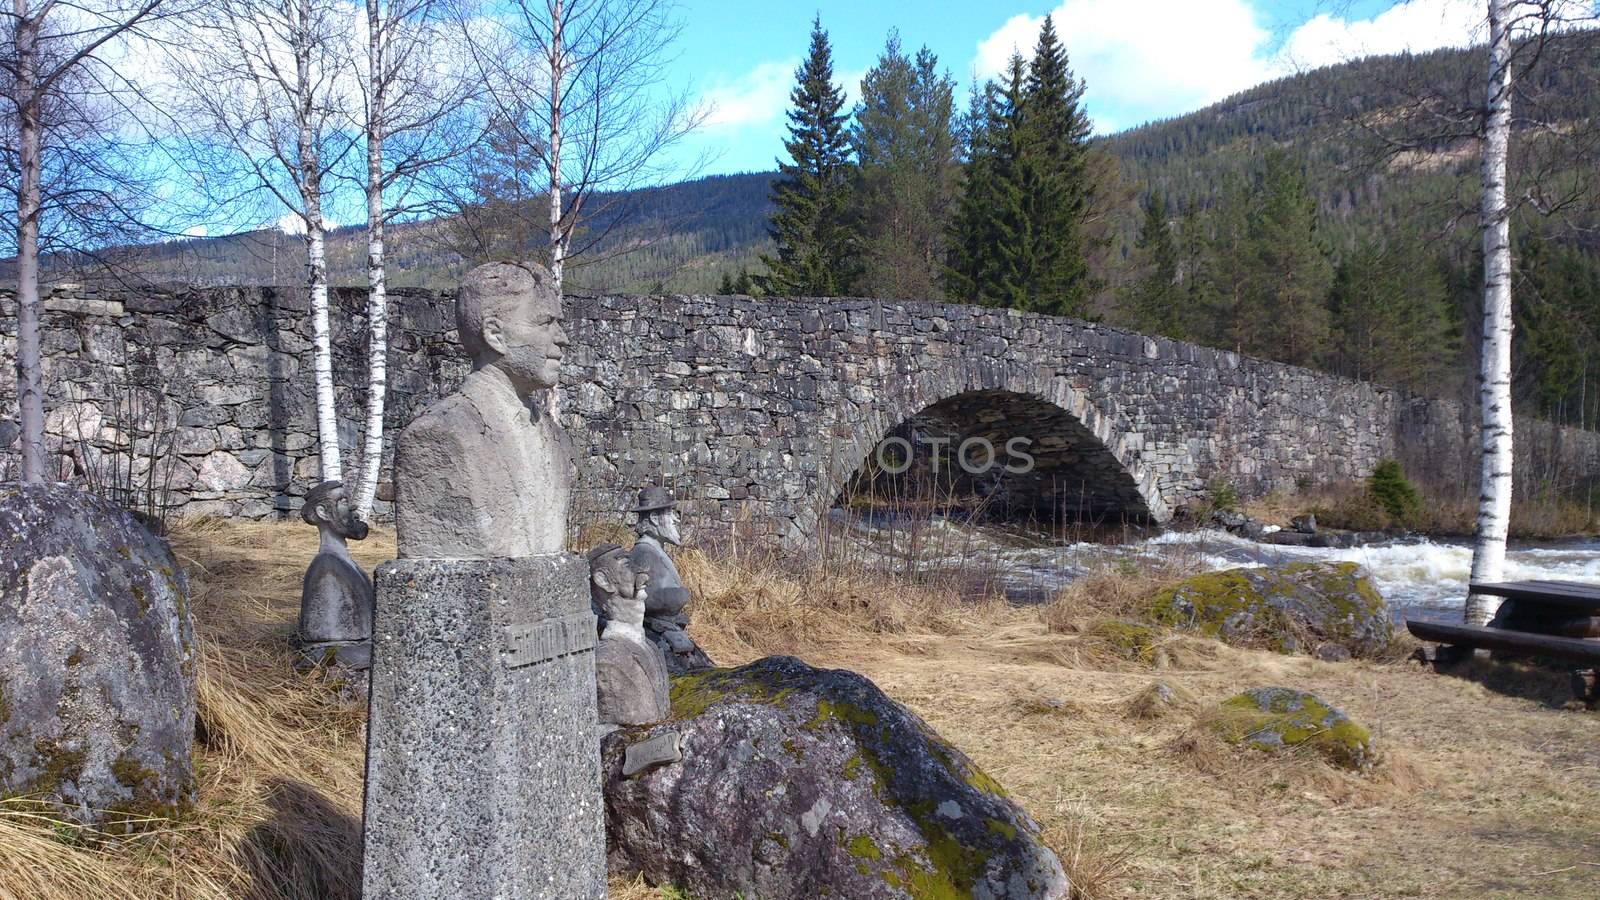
<box><xmin>1088</xmin><ymin>619</ymin><xmax>1161</xmax><ymax>663</ymax></box>
<box><xmin>1210</xmin><ymin>687</ymin><xmax>1375</xmax><ymax>771</ymax></box>
<box><xmin>1148</xmin><ymin>562</ymin><xmax>1392</xmax><ymax>658</ymax></box>
<box><xmin>602</xmin><ymin>655</ymin><xmax>1069</xmax><ymax>899</ymax></box>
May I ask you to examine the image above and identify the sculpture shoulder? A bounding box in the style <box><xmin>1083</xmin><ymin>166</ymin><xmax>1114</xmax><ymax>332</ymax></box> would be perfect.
<box><xmin>400</xmin><ymin>393</ymin><xmax>488</xmax><ymax>451</ymax></box>
<box><xmin>303</xmin><ymin>551</ymin><xmax>372</xmax><ymax>593</ymax></box>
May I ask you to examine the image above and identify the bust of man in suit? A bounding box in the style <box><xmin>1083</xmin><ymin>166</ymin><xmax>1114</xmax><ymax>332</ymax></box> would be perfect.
<box><xmin>394</xmin><ymin>261</ymin><xmax>572</xmax><ymax>559</ymax></box>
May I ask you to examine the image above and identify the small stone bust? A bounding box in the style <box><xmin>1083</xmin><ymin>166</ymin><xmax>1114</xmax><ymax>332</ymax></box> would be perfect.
<box><xmin>629</xmin><ymin>486</ymin><xmax>716</xmax><ymax>674</ymax></box>
<box><xmin>394</xmin><ymin>260</ymin><xmax>573</xmax><ymax>559</ymax></box>
<box><xmin>297</xmin><ymin>480</ymin><xmax>375</xmax><ymax>669</ymax></box>
<box><xmin>589</xmin><ymin>543</ymin><xmax>670</xmax><ymax>731</ymax></box>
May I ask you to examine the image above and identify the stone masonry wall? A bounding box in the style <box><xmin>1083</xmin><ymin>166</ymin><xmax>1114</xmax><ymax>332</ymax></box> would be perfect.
<box><xmin>2</xmin><ymin>284</ymin><xmax>1597</xmax><ymax>543</ymax></box>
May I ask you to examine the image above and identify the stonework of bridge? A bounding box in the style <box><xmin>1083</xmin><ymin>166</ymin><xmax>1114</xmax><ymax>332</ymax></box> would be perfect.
<box><xmin>4</xmin><ymin>284</ymin><xmax>1598</xmax><ymax>544</ymax></box>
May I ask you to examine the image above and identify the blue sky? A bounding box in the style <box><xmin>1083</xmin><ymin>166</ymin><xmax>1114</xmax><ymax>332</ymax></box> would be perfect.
<box><xmin>662</xmin><ymin>0</ymin><xmax>1522</xmax><ymax>176</ymax></box>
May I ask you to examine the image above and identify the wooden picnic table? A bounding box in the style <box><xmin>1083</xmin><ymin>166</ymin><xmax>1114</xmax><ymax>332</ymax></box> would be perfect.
<box><xmin>1471</xmin><ymin>579</ymin><xmax>1600</xmax><ymax>613</ymax></box>
<box><xmin>1405</xmin><ymin>579</ymin><xmax>1600</xmax><ymax>704</ymax></box>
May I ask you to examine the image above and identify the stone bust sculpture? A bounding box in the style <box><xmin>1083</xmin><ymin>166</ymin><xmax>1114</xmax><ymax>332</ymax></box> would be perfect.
<box><xmin>628</xmin><ymin>486</ymin><xmax>715</xmax><ymax>673</ymax></box>
<box><xmin>297</xmin><ymin>480</ymin><xmax>375</xmax><ymax>669</ymax></box>
<box><xmin>589</xmin><ymin>543</ymin><xmax>670</xmax><ymax>731</ymax></box>
<box><xmin>394</xmin><ymin>261</ymin><xmax>573</xmax><ymax>559</ymax></box>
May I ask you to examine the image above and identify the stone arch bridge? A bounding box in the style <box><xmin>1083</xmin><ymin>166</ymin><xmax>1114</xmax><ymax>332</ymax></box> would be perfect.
<box><xmin>561</xmin><ymin>294</ymin><xmax>1392</xmax><ymax>542</ymax></box>
<box><xmin>8</xmin><ymin>284</ymin><xmax>1596</xmax><ymax>544</ymax></box>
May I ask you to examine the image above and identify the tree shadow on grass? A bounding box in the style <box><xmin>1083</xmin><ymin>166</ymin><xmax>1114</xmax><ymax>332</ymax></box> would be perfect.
<box><xmin>240</xmin><ymin>777</ymin><xmax>361</xmax><ymax>900</ymax></box>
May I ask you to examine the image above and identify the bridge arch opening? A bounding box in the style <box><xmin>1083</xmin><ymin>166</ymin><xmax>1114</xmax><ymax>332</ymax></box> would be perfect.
<box><xmin>830</xmin><ymin>389</ymin><xmax>1158</xmax><ymax>530</ymax></box>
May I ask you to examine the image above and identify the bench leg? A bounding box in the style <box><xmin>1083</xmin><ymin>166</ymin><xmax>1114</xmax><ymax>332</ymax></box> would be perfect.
<box><xmin>1571</xmin><ymin>669</ymin><xmax>1599</xmax><ymax>709</ymax></box>
<box><xmin>1413</xmin><ymin>643</ymin><xmax>1474</xmax><ymax>670</ymax></box>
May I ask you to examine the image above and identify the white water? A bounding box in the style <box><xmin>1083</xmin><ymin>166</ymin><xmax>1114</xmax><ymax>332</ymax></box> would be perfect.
<box><xmin>1138</xmin><ymin>529</ymin><xmax>1600</xmax><ymax>619</ymax></box>
<box><xmin>826</xmin><ymin>512</ymin><xmax>1600</xmax><ymax>620</ymax></box>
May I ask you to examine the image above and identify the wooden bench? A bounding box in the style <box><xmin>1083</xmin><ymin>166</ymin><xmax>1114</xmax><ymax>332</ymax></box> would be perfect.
<box><xmin>1405</xmin><ymin>618</ymin><xmax>1600</xmax><ymax>664</ymax></box>
<box><xmin>1405</xmin><ymin>580</ymin><xmax>1600</xmax><ymax>705</ymax></box>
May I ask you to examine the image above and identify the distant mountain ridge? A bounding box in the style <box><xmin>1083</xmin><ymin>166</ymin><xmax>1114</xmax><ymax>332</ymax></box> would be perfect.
<box><xmin>55</xmin><ymin>31</ymin><xmax>1600</xmax><ymax>293</ymax></box>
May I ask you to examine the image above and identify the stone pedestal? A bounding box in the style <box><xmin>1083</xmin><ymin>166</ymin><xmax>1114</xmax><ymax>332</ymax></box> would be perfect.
<box><xmin>361</xmin><ymin>554</ymin><xmax>605</xmax><ymax>899</ymax></box>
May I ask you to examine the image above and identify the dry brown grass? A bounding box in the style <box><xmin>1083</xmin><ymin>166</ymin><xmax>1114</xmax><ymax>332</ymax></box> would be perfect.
<box><xmin>1</xmin><ymin>517</ymin><xmax>383</xmax><ymax>900</ymax></box>
<box><xmin>1245</xmin><ymin>481</ymin><xmax>1598</xmax><ymax>539</ymax></box>
<box><xmin>7</xmin><ymin>519</ymin><xmax>1600</xmax><ymax>899</ymax></box>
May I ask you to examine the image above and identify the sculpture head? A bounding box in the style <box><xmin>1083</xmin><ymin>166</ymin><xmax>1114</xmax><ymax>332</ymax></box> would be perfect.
<box><xmin>456</xmin><ymin>261</ymin><xmax>568</xmax><ymax>396</ymax></box>
<box><xmin>632</xmin><ymin>486</ymin><xmax>681</xmax><ymax>546</ymax></box>
<box><xmin>588</xmin><ymin>543</ymin><xmax>648</xmax><ymax>627</ymax></box>
<box><xmin>301</xmin><ymin>480</ymin><xmax>369</xmax><ymax>542</ymax></box>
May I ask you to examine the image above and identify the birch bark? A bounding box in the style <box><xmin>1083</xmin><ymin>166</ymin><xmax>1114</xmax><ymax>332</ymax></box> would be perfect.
<box><xmin>294</xmin><ymin>0</ymin><xmax>343</xmax><ymax>487</ymax></box>
<box><xmin>546</xmin><ymin>0</ymin><xmax>564</xmax><ymax>293</ymax></box>
<box><xmin>1465</xmin><ymin>0</ymin><xmax>1516</xmax><ymax>626</ymax></box>
<box><xmin>355</xmin><ymin>0</ymin><xmax>389</xmax><ymax>518</ymax></box>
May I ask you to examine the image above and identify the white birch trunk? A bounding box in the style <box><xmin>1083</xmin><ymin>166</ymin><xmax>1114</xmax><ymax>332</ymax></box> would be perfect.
<box><xmin>354</xmin><ymin>0</ymin><xmax>388</xmax><ymax>519</ymax></box>
<box><xmin>1465</xmin><ymin>0</ymin><xmax>1516</xmax><ymax>626</ymax></box>
<box><xmin>547</xmin><ymin>0</ymin><xmax>564</xmax><ymax>293</ymax></box>
<box><xmin>296</xmin><ymin>2</ymin><xmax>342</xmax><ymax>487</ymax></box>
<box><xmin>12</xmin><ymin>1</ymin><xmax>47</xmax><ymax>482</ymax></box>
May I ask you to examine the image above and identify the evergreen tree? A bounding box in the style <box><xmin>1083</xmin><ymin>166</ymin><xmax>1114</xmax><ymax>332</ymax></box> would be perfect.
<box><xmin>1230</xmin><ymin>150</ymin><xmax>1333</xmax><ymax>365</ymax></box>
<box><xmin>1117</xmin><ymin>192</ymin><xmax>1183</xmax><ymax>336</ymax></box>
<box><xmin>1329</xmin><ymin>236</ymin><xmax>1459</xmax><ymax>391</ymax></box>
<box><xmin>1019</xmin><ymin>15</ymin><xmax>1093</xmax><ymax>313</ymax></box>
<box><xmin>759</xmin><ymin>17</ymin><xmax>858</xmax><ymax>296</ymax></box>
<box><xmin>944</xmin><ymin>17</ymin><xmax>1094</xmax><ymax>316</ymax></box>
<box><xmin>944</xmin><ymin>55</ymin><xmax>1038</xmax><ymax>309</ymax></box>
<box><xmin>851</xmin><ymin>36</ymin><xmax>958</xmax><ymax>299</ymax></box>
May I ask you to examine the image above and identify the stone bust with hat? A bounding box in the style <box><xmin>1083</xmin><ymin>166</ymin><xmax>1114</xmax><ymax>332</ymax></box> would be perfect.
<box><xmin>627</xmin><ymin>486</ymin><xmax>715</xmax><ymax>674</ymax></box>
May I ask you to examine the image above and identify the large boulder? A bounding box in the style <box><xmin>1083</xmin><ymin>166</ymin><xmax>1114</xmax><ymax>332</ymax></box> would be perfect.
<box><xmin>603</xmin><ymin>655</ymin><xmax>1069</xmax><ymax>899</ymax></box>
<box><xmin>0</xmin><ymin>483</ymin><xmax>197</xmax><ymax>830</ymax></box>
<box><xmin>1149</xmin><ymin>561</ymin><xmax>1392</xmax><ymax>658</ymax></box>
<box><xmin>1209</xmin><ymin>687</ymin><xmax>1376</xmax><ymax>771</ymax></box>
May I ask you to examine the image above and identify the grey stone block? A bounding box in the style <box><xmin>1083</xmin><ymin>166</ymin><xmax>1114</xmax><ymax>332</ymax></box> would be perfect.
<box><xmin>362</xmin><ymin>553</ymin><xmax>605</xmax><ymax>899</ymax></box>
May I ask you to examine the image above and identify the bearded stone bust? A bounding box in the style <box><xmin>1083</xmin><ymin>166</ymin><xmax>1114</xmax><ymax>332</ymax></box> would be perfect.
<box><xmin>394</xmin><ymin>261</ymin><xmax>573</xmax><ymax>559</ymax></box>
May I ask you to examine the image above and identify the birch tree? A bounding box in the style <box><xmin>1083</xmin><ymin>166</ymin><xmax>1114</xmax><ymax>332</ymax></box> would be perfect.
<box><xmin>352</xmin><ymin>0</ymin><xmax>476</xmax><ymax>518</ymax></box>
<box><xmin>1465</xmin><ymin>0</ymin><xmax>1516</xmax><ymax>625</ymax></box>
<box><xmin>453</xmin><ymin>0</ymin><xmax>700</xmax><ymax>293</ymax></box>
<box><xmin>1320</xmin><ymin>0</ymin><xmax>1597</xmax><ymax>624</ymax></box>
<box><xmin>3</xmin><ymin>0</ymin><xmax>177</xmax><ymax>482</ymax></box>
<box><xmin>167</xmin><ymin>0</ymin><xmax>357</xmax><ymax>486</ymax></box>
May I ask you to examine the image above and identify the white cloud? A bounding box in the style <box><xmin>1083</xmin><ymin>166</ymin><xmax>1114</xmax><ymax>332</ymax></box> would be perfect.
<box><xmin>1275</xmin><ymin>0</ymin><xmax>1487</xmax><ymax>71</ymax></box>
<box><xmin>973</xmin><ymin>1</ymin><xmax>1271</xmax><ymax>129</ymax></box>
<box><xmin>1278</xmin><ymin>0</ymin><xmax>1596</xmax><ymax>71</ymax></box>
<box><xmin>970</xmin><ymin>0</ymin><xmax>1598</xmax><ymax>132</ymax></box>
<box><xmin>277</xmin><ymin>213</ymin><xmax>306</xmax><ymax>236</ymax></box>
<box><xmin>697</xmin><ymin>59</ymin><xmax>868</xmax><ymax>133</ymax></box>
<box><xmin>183</xmin><ymin>225</ymin><xmax>209</xmax><ymax>238</ymax></box>
<box><xmin>699</xmin><ymin>60</ymin><xmax>798</xmax><ymax>130</ymax></box>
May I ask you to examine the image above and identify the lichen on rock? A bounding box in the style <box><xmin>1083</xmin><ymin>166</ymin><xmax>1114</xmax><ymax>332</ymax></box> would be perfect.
<box><xmin>1210</xmin><ymin>687</ymin><xmax>1375</xmax><ymax>771</ymax></box>
<box><xmin>603</xmin><ymin>655</ymin><xmax>1070</xmax><ymax>899</ymax></box>
<box><xmin>1149</xmin><ymin>561</ymin><xmax>1392</xmax><ymax>658</ymax></box>
<box><xmin>0</xmin><ymin>483</ymin><xmax>197</xmax><ymax>830</ymax></box>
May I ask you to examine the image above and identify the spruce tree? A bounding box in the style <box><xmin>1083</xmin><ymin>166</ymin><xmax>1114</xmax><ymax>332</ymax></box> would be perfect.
<box><xmin>944</xmin><ymin>17</ymin><xmax>1094</xmax><ymax>316</ymax></box>
<box><xmin>1117</xmin><ymin>192</ymin><xmax>1183</xmax><ymax>336</ymax></box>
<box><xmin>853</xmin><ymin>34</ymin><xmax>958</xmax><ymax>299</ymax></box>
<box><xmin>1329</xmin><ymin>236</ymin><xmax>1458</xmax><ymax>391</ymax></box>
<box><xmin>1229</xmin><ymin>150</ymin><xmax>1332</xmax><ymax>366</ymax></box>
<box><xmin>944</xmin><ymin>55</ymin><xmax>1037</xmax><ymax>309</ymax></box>
<box><xmin>759</xmin><ymin>17</ymin><xmax>858</xmax><ymax>297</ymax></box>
<box><xmin>1020</xmin><ymin>15</ymin><xmax>1093</xmax><ymax>314</ymax></box>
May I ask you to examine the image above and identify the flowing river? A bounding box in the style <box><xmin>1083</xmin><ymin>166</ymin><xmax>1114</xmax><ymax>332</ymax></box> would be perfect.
<box><xmin>826</xmin><ymin>512</ymin><xmax>1600</xmax><ymax>621</ymax></box>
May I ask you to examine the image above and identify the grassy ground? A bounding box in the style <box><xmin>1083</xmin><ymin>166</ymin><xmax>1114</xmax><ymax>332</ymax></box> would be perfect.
<box><xmin>5</xmin><ymin>520</ymin><xmax>1600</xmax><ymax>899</ymax></box>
